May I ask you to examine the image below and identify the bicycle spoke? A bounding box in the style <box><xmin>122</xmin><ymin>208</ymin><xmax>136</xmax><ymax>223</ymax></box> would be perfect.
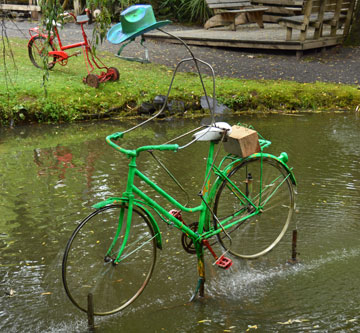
<box><xmin>62</xmin><ymin>205</ymin><xmax>157</xmax><ymax>315</ymax></box>
<box><xmin>213</xmin><ymin>157</ymin><xmax>294</xmax><ymax>258</ymax></box>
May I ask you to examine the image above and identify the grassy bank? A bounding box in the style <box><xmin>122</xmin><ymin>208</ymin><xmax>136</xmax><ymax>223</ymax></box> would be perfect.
<box><xmin>1</xmin><ymin>38</ymin><xmax>360</xmax><ymax>125</ymax></box>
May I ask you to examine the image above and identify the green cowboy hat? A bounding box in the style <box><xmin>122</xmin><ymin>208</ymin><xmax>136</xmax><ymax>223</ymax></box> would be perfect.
<box><xmin>107</xmin><ymin>5</ymin><xmax>171</xmax><ymax>44</ymax></box>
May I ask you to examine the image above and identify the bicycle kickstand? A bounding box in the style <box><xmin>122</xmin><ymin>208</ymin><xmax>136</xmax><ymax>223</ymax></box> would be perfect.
<box><xmin>189</xmin><ymin>250</ymin><xmax>206</xmax><ymax>302</ymax></box>
<box><xmin>189</xmin><ymin>277</ymin><xmax>205</xmax><ymax>302</ymax></box>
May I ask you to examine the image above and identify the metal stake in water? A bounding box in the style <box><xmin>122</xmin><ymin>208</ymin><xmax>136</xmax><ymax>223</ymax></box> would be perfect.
<box><xmin>287</xmin><ymin>230</ymin><xmax>299</xmax><ymax>265</ymax></box>
<box><xmin>246</xmin><ymin>173</ymin><xmax>253</xmax><ymax>197</ymax></box>
<box><xmin>87</xmin><ymin>293</ymin><xmax>95</xmax><ymax>332</ymax></box>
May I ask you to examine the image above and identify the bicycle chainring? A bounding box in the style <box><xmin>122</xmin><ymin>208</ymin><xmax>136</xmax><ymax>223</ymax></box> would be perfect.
<box><xmin>181</xmin><ymin>222</ymin><xmax>198</xmax><ymax>254</ymax></box>
<box><xmin>59</xmin><ymin>59</ymin><xmax>68</xmax><ymax>66</ymax></box>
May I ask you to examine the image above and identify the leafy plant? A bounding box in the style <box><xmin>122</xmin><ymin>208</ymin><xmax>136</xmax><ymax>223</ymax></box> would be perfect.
<box><xmin>179</xmin><ymin>0</ymin><xmax>211</xmax><ymax>24</ymax></box>
<box><xmin>156</xmin><ymin>0</ymin><xmax>210</xmax><ymax>23</ymax></box>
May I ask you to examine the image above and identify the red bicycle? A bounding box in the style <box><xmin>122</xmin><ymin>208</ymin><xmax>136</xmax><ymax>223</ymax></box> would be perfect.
<box><xmin>28</xmin><ymin>11</ymin><xmax>119</xmax><ymax>88</ymax></box>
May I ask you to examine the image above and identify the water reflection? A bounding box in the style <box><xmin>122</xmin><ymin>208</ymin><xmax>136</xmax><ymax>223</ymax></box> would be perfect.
<box><xmin>33</xmin><ymin>146</ymin><xmax>75</xmax><ymax>179</ymax></box>
<box><xmin>0</xmin><ymin>113</ymin><xmax>359</xmax><ymax>332</ymax></box>
<box><xmin>33</xmin><ymin>144</ymin><xmax>102</xmax><ymax>189</ymax></box>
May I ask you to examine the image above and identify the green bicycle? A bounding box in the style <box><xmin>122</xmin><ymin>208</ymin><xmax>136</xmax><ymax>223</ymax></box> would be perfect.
<box><xmin>62</xmin><ymin>30</ymin><xmax>296</xmax><ymax>316</ymax></box>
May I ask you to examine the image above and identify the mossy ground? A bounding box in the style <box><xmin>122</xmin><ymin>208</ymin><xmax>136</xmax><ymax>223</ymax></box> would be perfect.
<box><xmin>1</xmin><ymin>38</ymin><xmax>360</xmax><ymax>125</ymax></box>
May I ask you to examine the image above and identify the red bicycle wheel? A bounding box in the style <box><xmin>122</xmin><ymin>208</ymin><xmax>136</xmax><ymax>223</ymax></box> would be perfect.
<box><xmin>28</xmin><ymin>36</ymin><xmax>56</xmax><ymax>69</ymax></box>
<box><xmin>86</xmin><ymin>74</ymin><xmax>100</xmax><ymax>88</ymax></box>
<box><xmin>108</xmin><ymin>67</ymin><xmax>120</xmax><ymax>81</ymax></box>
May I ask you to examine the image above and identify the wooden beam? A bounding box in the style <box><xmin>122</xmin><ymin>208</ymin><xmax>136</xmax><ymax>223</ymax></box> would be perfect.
<box><xmin>0</xmin><ymin>4</ymin><xmax>41</xmax><ymax>11</ymax></box>
<box><xmin>250</xmin><ymin>0</ymin><xmax>302</xmax><ymax>5</ymax></box>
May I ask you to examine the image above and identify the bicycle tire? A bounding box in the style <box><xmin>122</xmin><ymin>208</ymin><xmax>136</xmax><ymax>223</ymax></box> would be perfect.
<box><xmin>85</xmin><ymin>73</ymin><xmax>100</xmax><ymax>88</ymax></box>
<box><xmin>28</xmin><ymin>36</ymin><xmax>56</xmax><ymax>69</ymax></box>
<box><xmin>108</xmin><ymin>67</ymin><xmax>120</xmax><ymax>81</ymax></box>
<box><xmin>213</xmin><ymin>157</ymin><xmax>295</xmax><ymax>259</ymax></box>
<box><xmin>62</xmin><ymin>204</ymin><xmax>157</xmax><ymax>315</ymax></box>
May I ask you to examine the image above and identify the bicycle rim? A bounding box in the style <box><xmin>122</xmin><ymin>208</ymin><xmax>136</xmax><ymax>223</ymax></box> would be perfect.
<box><xmin>28</xmin><ymin>36</ymin><xmax>55</xmax><ymax>69</ymax></box>
<box><xmin>62</xmin><ymin>204</ymin><xmax>157</xmax><ymax>315</ymax></box>
<box><xmin>213</xmin><ymin>157</ymin><xmax>295</xmax><ymax>259</ymax></box>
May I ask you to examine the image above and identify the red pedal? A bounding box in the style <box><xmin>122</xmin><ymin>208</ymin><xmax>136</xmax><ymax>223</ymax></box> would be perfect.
<box><xmin>169</xmin><ymin>209</ymin><xmax>183</xmax><ymax>221</ymax></box>
<box><xmin>216</xmin><ymin>255</ymin><xmax>233</xmax><ymax>269</ymax></box>
<box><xmin>203</xmin><ymin>239</ymin><xmax>233</xmax><ymax>270</ymax></box>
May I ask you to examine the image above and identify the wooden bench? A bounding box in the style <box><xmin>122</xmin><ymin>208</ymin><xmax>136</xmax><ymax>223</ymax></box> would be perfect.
<box><xmin>251</xmin><ymin>0</ymin><xmax>303</xmax><ymax>23</ymax></box>
<box><xmin>0</xmin><ymin>0</ymin><xmax>41</xmax><ymax>20</ymax></box>
<box><xmin>204</xmin><ymin>0</ymin><xmax>268</xmax><ymax>30</ymax></box>
<box><xmin>277</xmin><ymin>0</ymin><xmax>355</xmax><ymax>41</ymax></box>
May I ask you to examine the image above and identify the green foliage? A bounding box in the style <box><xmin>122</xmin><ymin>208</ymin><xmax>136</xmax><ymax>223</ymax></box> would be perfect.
<box><xmin>87</xmin><ymin>0</ymin><xmax>114</xmax><ymax>46</ymax></box>
<box><xmin>39</xmin><ymin>0</ymin><xmax>64</xmax><ymax>32</ymax></box>
<box><xmin>36</xmin><ymin>99</ymin><xmax>76</xmax><ymax>122</ymax></box>
<box><xmin>179</xmin><ymin>0</ymin><xmax>211</xmax><ymax>24</ymax></box>
<box><xmin>156</xmin><ymin>0</ymin><xmax>210</xmax><ymax>23</ymax></box>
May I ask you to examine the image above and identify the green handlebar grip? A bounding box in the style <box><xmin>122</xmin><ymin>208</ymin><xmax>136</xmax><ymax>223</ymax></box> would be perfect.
<box><xmin>136</xmin><ymin>144</ymin><xmax>179</xmax><ymax>153</ymax></box>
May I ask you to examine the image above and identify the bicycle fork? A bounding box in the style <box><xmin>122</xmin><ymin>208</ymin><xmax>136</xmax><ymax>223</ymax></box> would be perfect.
<box><xmin>103</xmin><ymin>203</ymin><xmax>129</xmax><ymax>264</ymax></box>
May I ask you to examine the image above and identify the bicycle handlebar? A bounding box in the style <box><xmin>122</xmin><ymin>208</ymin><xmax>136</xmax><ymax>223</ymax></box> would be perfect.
<box><xmin>62</xmin><ymin>12</ymin><xmax>75</xmax><ymax>19</ymax></box>
<box><xmin>105</xmin><ymin>30</ymin><xmax>217</xmax><ymax>153</ymax></box>
<box><xmin>106</xmin><ymin>132</ymin><xmax>179</xmax><ymax>157</ymax></box>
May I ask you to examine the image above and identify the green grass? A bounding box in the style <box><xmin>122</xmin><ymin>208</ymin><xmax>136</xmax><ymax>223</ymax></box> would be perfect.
<box><xmin>1</xmin><ymin>38</ymin><xmax>360</xmax><ymax>125</ymax></box>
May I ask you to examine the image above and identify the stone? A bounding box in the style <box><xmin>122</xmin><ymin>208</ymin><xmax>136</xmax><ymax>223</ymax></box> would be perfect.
<box><xmin>200</xmin><ymin>96</ymin><xmax>230</xmax><ymax>115</ymax></box>
<box><xmin>139</xmin><ymin>102</ymin><xmax>156</xmax><ymax>115</ymax></box>
<box><xmin>167</xmin><ymin>100</ymin><xmax>185</xmax><ymax>114</ymax></box>
<box><xmin>153</xmin><ymin>95</ymin><xmax>167</xmax><ymax>110</ymax></box>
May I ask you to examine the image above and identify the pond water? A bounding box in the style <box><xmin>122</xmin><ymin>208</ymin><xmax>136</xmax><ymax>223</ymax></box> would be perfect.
<box><xmin>1</xmin><ymin>112</ymin><xmax>359</xmax><ymax>332</ymax></box>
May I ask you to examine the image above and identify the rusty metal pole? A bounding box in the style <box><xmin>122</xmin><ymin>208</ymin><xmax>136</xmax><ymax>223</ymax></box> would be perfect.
<box><xmin>198</xmin><ymin>253</ymin><xmax>205</xmax><ymax>297</ymax></box>
<box><xmin>189</xmin><ymin>244</ymin><xmax>206</xmax><ymax>302</ymax></box>
<box><xmin>87</xmin><ymin>293</ymin><xmax>95</xmax><ymax>332</ymax></box>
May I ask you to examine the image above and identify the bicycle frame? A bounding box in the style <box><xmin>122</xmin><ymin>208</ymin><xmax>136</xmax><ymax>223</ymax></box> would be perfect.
<box><xmin>95</xmin><ymin>133</ymin><xmax>295</xmax><ymax>264</ymax></box>
<box><xmin>28</xmin><ymin>13</ymin><xmax>108</xmax><ymax>73</ymax></box>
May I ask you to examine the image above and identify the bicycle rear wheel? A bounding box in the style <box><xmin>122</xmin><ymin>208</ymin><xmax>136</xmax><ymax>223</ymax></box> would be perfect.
<box><xmin>28</xmin><ymin>36</ymin><xmax>56</xmax><ymax>69</ymax></box>
<box><xmin>213</xmin><ymin>157</ymin><xmax>295</xmax><ymax>259</ymax></box>
<box><xmin>62</xmin><ymin>204</ymin><xmax>157</xmax><ymax>315</ymax></box>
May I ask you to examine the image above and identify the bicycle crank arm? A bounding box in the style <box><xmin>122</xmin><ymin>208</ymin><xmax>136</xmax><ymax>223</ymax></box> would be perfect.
<box><xmin>68</xmin><ymin>50</ymin><xmax>82</xmax><ymax>58</ymax></box>
<box><xmin>203</xmin><ymin>240</ymin><xmax>233</xmax><ymax>269</ymax></box>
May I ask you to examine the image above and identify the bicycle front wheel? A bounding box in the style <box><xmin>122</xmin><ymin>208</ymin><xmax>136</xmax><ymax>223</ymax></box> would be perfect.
<box><xmin>62</xmin><ymin>204</ymin><xmax>157</xmax><ymax>316</ymax></box>
<box><xmin>28</xmin><ymin>36</ymin><xmax>56</xmax><ymax>69</ymax></box>
<box><xmin>213</xmin><ymin>157</ymin><xmax>295</xmax><ymax>259</ymax></box>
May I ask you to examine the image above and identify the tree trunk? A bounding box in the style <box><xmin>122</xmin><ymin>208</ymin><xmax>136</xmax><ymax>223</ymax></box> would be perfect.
<box><xmin>346</xmin><ymin>0</ymin><xmax>360</xmax><ymax>45</ymax></box>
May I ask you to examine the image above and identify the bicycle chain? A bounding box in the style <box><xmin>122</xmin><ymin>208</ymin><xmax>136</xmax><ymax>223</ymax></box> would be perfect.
<box><xmin>181</xmin><ymin>222</ymin><xmax>198</xmax><ymax>254</ymax></box>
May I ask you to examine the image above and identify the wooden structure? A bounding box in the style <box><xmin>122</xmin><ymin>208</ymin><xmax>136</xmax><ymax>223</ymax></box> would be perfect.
<box><xmin>143</xmin><ymin>0</ymin><xmax>357</xmax><ymax>56</ymax></box>
<box><xmin>277</xmin><ymin>0</ymin><xmax>356</xmax><ymax>41</ymax></box>
<box><xmin>251</xmin><ymin>0</ymin><xmax>303</xmax><ymax>22</ymax></box>
<box><xmin>0</xmin><ymin>0</ymin><xmax>40</xmax><ymax>20</ymax></box>
<box><xmin>204</xmin><ymin>0</ymin><xmax>268</xmax><ymax>29</ymax></box>
<box><xmin>145</xmin><ymin>24</ymin><xmax>347</xmax><ymax>56</ymax></box>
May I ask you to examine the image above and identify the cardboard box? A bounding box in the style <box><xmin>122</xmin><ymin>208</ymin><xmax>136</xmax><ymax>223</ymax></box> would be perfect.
<box><xmin>223</xmin><ymin>125</ymin><xmax>260</xmax><ymax>157</ymax></box>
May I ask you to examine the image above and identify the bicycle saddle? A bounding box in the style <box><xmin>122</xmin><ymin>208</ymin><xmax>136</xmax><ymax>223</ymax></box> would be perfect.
<box><xmin>76</xmin><ymin>15</ymin><xmax>89</xmax><ymax>24</ymax></box>
<box><xmin>193</xmin><ymin>122</ymin><xmax>232</xmax><ymax>141</ymax></box>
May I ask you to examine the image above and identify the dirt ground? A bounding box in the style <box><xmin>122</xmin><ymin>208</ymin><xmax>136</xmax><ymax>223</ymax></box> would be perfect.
<box><xmin>3</xmin><ymin>18</ymin><xmax>360</xmax><ymax>85</ymax></box>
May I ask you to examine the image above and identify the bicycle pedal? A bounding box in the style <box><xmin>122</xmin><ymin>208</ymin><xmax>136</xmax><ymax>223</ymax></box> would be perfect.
<box><xmin>216</xmin><ymin>255</ymin><xmax>233</xmax><ymax>269</ymax></box>
<box><xmin>169</xmin><ymin>209</ymin><xmax>182</xmax><ymax>220</ymax></box>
